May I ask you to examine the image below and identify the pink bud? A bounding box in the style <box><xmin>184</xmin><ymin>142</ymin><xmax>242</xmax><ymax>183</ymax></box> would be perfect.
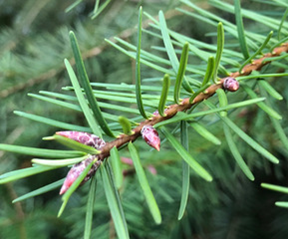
<box><xmin>57</xmin><ymin>131</ymin><xmax>105</xmax><ymax>194</ymax></box>
<box><xmin>59</xmin><ymin>155</ymin><xmax>100</xmax><ymax>195</ymax></box>
<box><xmin>223</xmin><ymin>77</ymin><xmax>239</xmax><ymax>92</ymax></box>
<box><xmin>147</xmin><ymin>165</ymin><xmax>157</xmax><ymax>175</ymax></box>
<box><xmin>121</xmin><ymin>157</ymin><xmax>133</xmax><ymax>166</ymax></box>
<box><xmin>56</xmin><ymin>131</ymin><xmax>105</xmax><ymax>149</ymax></box>
<box><xmin>153</xmin><ymin>107</ymin><xmax>170</xmax><ymax>116</ymax></box>
<box><xmin>153</xmin><ymin>110</ymin><xmax>159</xmax><ymax>116</ymax></box>
<box><xmin>141</xmin><ymin>125</ymin><xmax>161</xmax><ymax>151</ymax></box>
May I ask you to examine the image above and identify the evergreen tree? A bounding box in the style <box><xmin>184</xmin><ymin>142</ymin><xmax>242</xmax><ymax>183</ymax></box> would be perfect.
<box><xmin>1</xmin><ymin>1</ymin><xmax>288</xmax><ymax>238</ymax></box>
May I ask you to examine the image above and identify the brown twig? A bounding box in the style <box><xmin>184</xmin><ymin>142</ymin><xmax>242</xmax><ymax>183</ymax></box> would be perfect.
<box><xmin>97</xmin><ymin>43</ymin><xmax>288</xmax><ymax>161</ymax></box>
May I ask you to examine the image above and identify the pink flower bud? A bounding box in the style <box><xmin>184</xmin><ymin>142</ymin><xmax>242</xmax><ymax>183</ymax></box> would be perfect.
<box><xmin>59</xmin><ymin>155</ymin><xmax>100</xmax><ymax>195</ymax></box>
<box><xmin>121</xmin><ymin>157</ymin><xmax>133</xmax><ymax>166</ymax></box>
<box><xmin>56</xmin><ymin>131</ymin><xmax>105</xmax><ymax>149</ymax></box>
<box><xmin>153</xmin><ymin>110</ymin><xmax>159</xmax><ymax>116</ymax></box>
<box><xmin>141</xmin><ymin>125</ymin><xmax>161</xmax><ymax>151</ymax></box>
<box><xmin>223</xmin><ymin>77</ymin><xmax>239</xmax><ymax>92</ymax></box>
<box><xmin>153</xmin><ymin>107</ymin><xmax>170</xmax><ymax>116</ymax></box>
<box><xmin>147</xmin><ymin>165</ymin><xmax>157</xmax><ymax>175</ymax></box>
<box><xmin>57</xmin><ymin>131</ymin><xmax>105</xmax><ymax>195</ymax></box>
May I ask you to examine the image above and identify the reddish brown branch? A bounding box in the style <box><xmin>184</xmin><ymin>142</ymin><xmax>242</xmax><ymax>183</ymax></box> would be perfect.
<box><xmin>98</xmin><ymin>43</ymin><xmax>288</xmax><ymax>161</ymax></box>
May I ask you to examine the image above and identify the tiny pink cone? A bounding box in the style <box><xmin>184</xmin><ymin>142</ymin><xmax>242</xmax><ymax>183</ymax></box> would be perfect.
<box><xmin>141</xmin><ymin>125</ymin><xmax>161</xmax><ymax>151</ymax></box>
<box><xmin>59</xmin><ymin>155</ymin><xmax>100</xmax><ymax>195</ymax></box>
<box><xmin>223</xmin><ymin>77</ymin><xmax>239</xmax><ymax>92</ymax></box>
<box><xmin>56</xmin><ymin>131</ymin><xmax>105</xmax><ymax>194</ymax></box>
<box><xmin>60</xmin><ymin>163</ymin><xmax>85</xmax><ymax>195</ymax></box>
<box><xmin>56</xmin><ymin>131</ymin><xmax>105</xmax><ymax>149</ymax></box>
<box><xmin>152</xmin><ymin>110</ymin><xmax>159</xmax><ymax>116</ymax></box>
<box><xmin>147</xmin><ymin>165</ymin><xmax>157</xmax><ymax>175</ymax></box>
<box><xmin>121</xmin><ymin>157</ymin><xmax>134</xmax><ymax>166</ymax></box>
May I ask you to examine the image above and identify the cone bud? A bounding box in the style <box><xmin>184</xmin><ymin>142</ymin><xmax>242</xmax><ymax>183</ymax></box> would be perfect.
<box><xmin>223</xmin><ymin>77</ymin><xmax>239</xmax><ymax>92</ymax></box>
<box><xmin>141</xmin><ymin>125</ymin><xmax>161</xmax><ymax>151</ymax></box>
<box><xmin>57</xmin><ymin>131</ymin><xmax>105</xmax><ymax>194</ymax></box>
<box><xmin>56</xmin><ymin>131</ymin><xmax>105</xmax><ymax>149</ymax></box>
<box><xmin>153</xmin><ymin>110</ymin><xmax>159</xmax><ymax>116</ymax></box>
<box><xmin>59</xmin><ymin>155</ymin><xmax>100</xmax><ymax>195</ymax></box>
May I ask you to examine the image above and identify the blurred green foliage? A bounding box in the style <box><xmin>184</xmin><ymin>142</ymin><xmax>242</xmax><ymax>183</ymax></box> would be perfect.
<box><xmin>1</xmin><ymin>0</ymin><xmax>288</xmax><ymax>239</ymax></box>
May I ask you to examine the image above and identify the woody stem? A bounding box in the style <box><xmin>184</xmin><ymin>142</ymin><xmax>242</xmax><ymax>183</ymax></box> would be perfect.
<box><xmin>97</xmin><ymin>43</ymin><xmax>288</xmax><ymax>161</ymax></box>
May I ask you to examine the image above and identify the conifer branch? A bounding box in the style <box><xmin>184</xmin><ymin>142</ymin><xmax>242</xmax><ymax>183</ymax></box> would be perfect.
<box><xmin>97</xmin><ymin>42</ymin><xmax>288</xmax><ymax>161</ymax></box>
